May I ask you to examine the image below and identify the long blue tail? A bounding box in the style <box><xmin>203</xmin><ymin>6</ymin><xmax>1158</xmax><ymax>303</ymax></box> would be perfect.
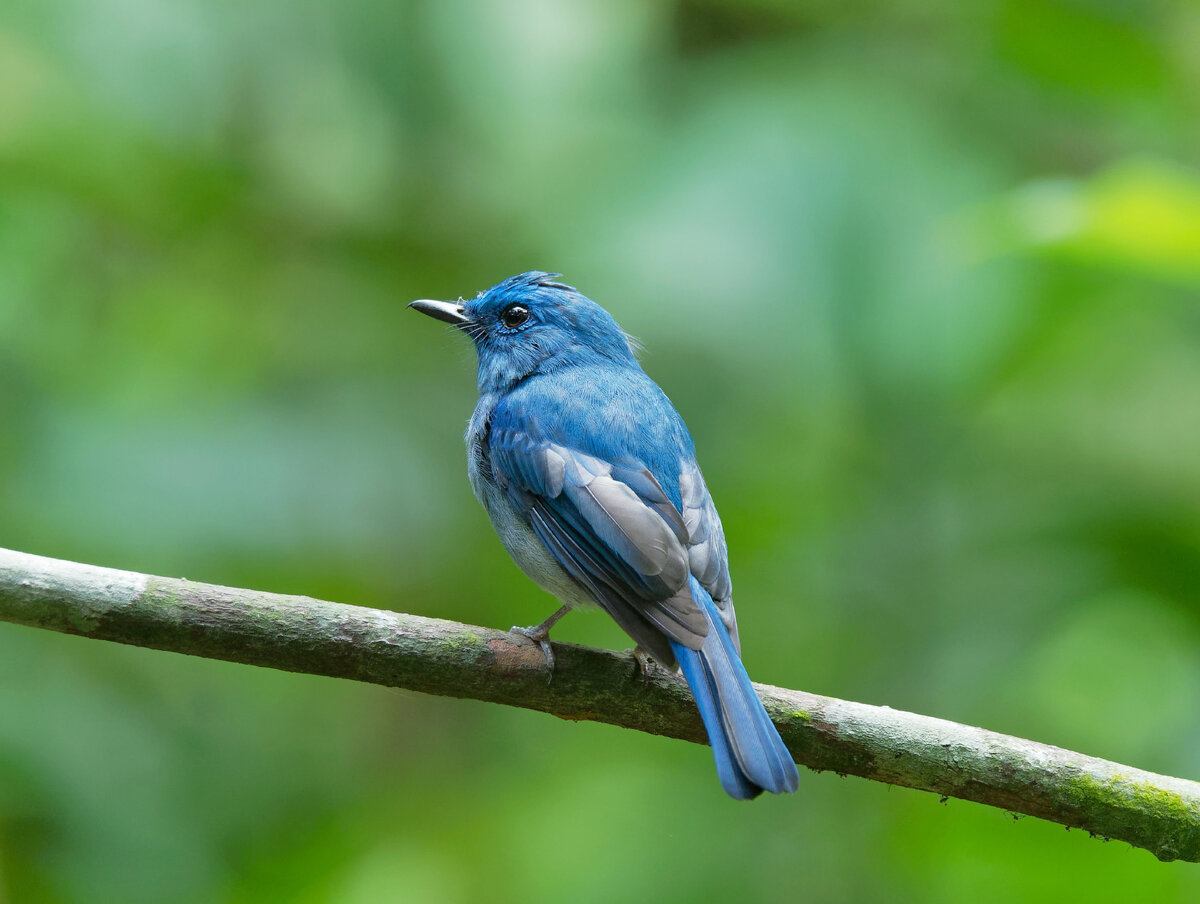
<box><xmin>672</xmin><ymin>579</ymin><xmax>799</xmax><ymax>799</ymax></box>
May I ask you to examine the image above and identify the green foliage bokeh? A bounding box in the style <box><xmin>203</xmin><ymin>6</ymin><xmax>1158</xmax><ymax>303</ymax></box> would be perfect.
<box><xmin>2</xmin><ymin>1</ymin><xmax>1200</xmax><ymax>901</ymax></box>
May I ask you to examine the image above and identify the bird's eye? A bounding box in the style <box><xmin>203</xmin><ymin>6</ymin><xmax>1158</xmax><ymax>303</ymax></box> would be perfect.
<box><xmin>500</xmin><ymin>304</ymin><xmax>531</xmax><ymax>329</ymax></box>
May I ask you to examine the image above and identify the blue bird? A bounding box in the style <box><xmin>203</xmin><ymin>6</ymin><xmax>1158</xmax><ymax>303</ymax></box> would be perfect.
<box><xmin>409</xmin><ymin>272</ymin><xmax>798</xmax><ymax>799</ymax></box>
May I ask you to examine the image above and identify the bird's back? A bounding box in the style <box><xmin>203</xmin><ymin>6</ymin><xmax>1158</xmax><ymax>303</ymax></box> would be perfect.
<box><xmin>491</xmin><ymin>362</ymin><xmax>696</xmax><ymax>510</ymax></box>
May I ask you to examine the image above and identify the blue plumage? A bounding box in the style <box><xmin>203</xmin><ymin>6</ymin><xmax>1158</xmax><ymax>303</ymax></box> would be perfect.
<box><xmin>409</xmin><ymin>271</ymin><xmax>798</xmax><ymax>799</ymax></box>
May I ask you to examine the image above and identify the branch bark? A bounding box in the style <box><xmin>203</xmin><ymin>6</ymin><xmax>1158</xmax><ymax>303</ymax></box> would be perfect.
<box><xmin>1</xmin><ymin>546</ymin><xmax>1197</xmax><ymax>862</ymax></box>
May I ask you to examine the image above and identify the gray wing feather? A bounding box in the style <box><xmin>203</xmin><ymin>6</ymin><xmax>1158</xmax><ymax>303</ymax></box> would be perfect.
<box><xmin>567</xmin><ymin>475</ymin><xmax>686</xmax><ymax>582</ymax></box>
<box><xmin>679</xmin><ymin>460</ymin><xmax>738</xmax><ymax>652</ymax></box>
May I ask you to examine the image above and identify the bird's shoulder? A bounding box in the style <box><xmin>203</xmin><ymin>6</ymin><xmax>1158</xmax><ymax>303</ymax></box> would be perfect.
<box><xmin>491</xmin><ymin>365</ymin><xmax>694</xmax><ymax>491</ymax></box>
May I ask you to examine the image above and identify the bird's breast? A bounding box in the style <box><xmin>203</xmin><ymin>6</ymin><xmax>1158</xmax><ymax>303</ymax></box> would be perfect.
<box><xmin>465</xmin><ymin>393</ymin><xmax>594</xmax><ymax>611</ymax></box>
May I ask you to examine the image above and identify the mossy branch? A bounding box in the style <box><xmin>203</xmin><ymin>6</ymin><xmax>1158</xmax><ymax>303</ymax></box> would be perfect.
<box><xmin>1</xmin><ymin>547</ymin><xmax>1197</xmax><ymax>862</ymax></box>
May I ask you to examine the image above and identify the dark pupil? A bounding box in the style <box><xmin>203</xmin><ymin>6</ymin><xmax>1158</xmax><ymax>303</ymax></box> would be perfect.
<box><xmin>502</xmin><ymin>305</ymin><xmax>530</xmax><ymax>328</ymax></box>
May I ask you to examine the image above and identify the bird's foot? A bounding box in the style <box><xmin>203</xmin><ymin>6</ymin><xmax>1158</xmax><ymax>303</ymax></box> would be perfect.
<box><xmin>627</xmin><ymin>645</ymin><xmax>658</xmax><ymax>685</ymax></box>
<box><xmin>510</xmin><ymin>623</ymin><xmax>556</xmax><ymax>675</ymax></box>
<box><xmin>509</xmin><ymin>605</ymin><xmax>571</xmax><ymax>683</ymax></box>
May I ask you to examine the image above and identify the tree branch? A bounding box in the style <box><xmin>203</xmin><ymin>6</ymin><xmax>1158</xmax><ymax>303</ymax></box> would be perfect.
<box><xmin>1</xmin><ymin>547</ymin><xmax>1197</xmax><ymax>862</ymax></box>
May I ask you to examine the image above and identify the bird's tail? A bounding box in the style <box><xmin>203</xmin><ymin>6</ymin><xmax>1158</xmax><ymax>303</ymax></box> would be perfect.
<box><xmin>672</xmin><ymin>578</ymin><xmax>799</xmax><ymax>800</ymax></box>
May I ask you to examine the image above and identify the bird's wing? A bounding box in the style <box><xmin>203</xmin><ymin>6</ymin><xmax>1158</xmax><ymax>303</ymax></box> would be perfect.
<box><xmin>485</xmin><ymin>408</ymin><xmax>713</xmax><ymax>667</ymax></box>
<box><xmin>678</xmin><ymin>459</ymin><xmax>739</xmax><ymax>653</ymax></box>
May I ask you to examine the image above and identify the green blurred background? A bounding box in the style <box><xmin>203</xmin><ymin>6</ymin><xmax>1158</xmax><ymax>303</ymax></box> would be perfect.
<box><xmin>2</xmin><ymin>0</ymin><xmax>1200</xmax><ymax>901</ymax></box>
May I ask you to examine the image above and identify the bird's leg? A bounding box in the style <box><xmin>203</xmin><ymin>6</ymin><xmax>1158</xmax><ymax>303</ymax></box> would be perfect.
<box><xmin>511</xmin><ymin>605</ymin><xmax>571</xmax><ymax>675</ymax></box>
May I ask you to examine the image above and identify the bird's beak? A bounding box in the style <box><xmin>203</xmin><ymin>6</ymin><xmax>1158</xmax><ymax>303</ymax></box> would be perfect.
<box><xmin>408</xmin><ymin>298</ymin><xmax>469</xmax><ymax>325</ymax></box>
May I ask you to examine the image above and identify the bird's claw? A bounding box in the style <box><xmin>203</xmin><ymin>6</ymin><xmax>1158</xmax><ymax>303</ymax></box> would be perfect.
<box><xmin>627</xmin><ymin>645</ymin><xmax>657</xmax><ymax>685</ymax></box>
<box><xmin>510</xmin><ymin>624</ymin><xmax>555</xmax><ymax>681</ymax></box>
<box><xmin>508</xmin><ymin>605</ymin><xmax>570</xmax><ymax>684</ymax></box>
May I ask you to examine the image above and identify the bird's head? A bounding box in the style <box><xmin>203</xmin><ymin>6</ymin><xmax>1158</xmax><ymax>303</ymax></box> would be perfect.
<box><xmin>409</xmin><ymin>272</ymin><xmax>640</xmax><ymax>392</ymax></box>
